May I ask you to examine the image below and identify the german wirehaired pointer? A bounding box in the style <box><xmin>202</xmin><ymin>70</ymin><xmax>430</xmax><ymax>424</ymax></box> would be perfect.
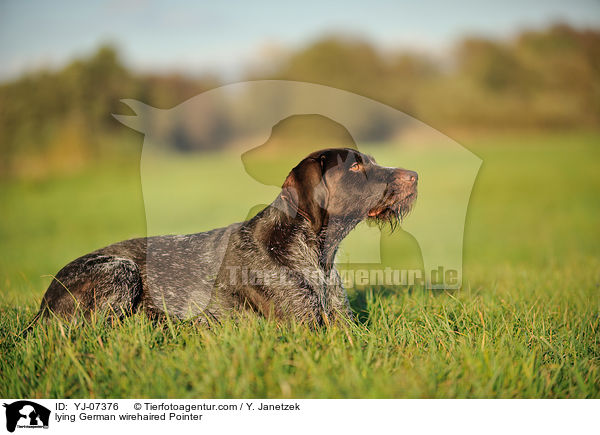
<box><xmin>33</xmin><ymin>148</ymin><xmax>417</xmax><ymax>326</ymax></box>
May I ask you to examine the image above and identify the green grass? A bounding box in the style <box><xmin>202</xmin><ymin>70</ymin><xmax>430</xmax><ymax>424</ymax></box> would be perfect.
<box><xmin>1</xmin><ymin>131</ymin><xmax>599</xmax><ymax>398</ymax></box>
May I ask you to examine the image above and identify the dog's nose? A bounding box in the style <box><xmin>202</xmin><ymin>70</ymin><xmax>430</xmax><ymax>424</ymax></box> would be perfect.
<box><xmin>396</xmin><ymin>169</ymin><xmax>418</xmax><ymax>184</ymax></box>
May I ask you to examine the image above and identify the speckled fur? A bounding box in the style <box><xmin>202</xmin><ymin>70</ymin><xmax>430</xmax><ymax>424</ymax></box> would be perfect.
<box><xmin>35</xmin><ymin>148</ymin><xmax>417</xmax><ymax>326</ymax></box>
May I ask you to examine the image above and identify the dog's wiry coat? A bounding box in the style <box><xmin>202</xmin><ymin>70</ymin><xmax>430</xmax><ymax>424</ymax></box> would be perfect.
<box><xmin>36</xmin><ymin>148</ymin><xmax>417</xmax><ymax>326</ymax></box>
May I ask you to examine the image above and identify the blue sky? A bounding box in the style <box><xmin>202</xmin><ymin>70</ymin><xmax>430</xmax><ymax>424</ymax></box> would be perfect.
<box><xmin>1</xmin><ymin>0</ymin><xmax>599</xmax><ymax>81</ymax></box>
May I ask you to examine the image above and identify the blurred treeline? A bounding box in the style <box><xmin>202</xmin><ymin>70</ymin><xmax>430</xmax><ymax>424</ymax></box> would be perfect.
<box><xmin>1</xmin><ymin>23</ymin><xmax>598</xmax><ymax>177</ymax></box>
<box><xmin>0</xmin><ymin>46</ymin><xmax>219</xmax><ymax>177</ymax></box>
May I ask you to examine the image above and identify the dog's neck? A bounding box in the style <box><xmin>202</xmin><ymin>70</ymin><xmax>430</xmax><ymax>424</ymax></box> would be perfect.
<box><xmin>317</xmin><ymin>215</ymin><xmax>362</xmax><ymax>272</ymax></box>
<box><xmin>261</xmin><ymin>195</ymin><xmax>362</xmax><ymax>273</ymax></box>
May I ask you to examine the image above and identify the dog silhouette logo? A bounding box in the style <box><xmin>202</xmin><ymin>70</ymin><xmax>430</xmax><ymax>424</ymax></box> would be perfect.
<box><xmin>114</xmin><ymin>80</ymin><xmax>481</xmax><ymax>292</ymax></box>
<box><xmin>3</xmin><ymin>401</ymin><xmax>50</xmax><ymax>432</ymax></box>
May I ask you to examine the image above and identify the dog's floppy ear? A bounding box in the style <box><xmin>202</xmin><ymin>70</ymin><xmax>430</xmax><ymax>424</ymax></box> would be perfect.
<box><xmin>282</xmin><ymin>155</ymin><xmax>329</xmax><ymax>231</ymax></box>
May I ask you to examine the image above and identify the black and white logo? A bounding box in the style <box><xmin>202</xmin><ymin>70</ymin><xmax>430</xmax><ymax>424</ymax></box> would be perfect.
<box><xmin>3</xmin><ymin>401</ymin><xmax>50</xmax><ymax>433</ymax></box>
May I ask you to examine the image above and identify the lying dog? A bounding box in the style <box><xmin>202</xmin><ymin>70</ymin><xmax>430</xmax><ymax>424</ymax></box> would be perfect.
<box><xmin>33</xmin><ymin>148</ymin><xmax>417</xmax><ymax>326</ymax></box>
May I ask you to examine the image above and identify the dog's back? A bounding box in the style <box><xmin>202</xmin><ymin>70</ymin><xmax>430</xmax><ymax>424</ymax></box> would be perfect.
<box><xmin>39</xmin><ymin>222</ymin><xmax>242</xmax><ymax>321</ymax></box>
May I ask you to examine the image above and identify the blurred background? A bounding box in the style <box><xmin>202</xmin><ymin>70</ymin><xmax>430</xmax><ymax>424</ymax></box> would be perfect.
<box><xmin>1</xmin><ymin>1</ymin><xmax>599</xmax><ymax>301</ymax></box>
<box><xmin>1</xmin><ymin>1</ymin><xmax>599</xmax><ymax>177</ymax></box>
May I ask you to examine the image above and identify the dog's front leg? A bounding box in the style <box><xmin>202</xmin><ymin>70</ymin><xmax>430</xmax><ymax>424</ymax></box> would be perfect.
<box><xmin>324</xmin><ymin>268</ymin><xmax>354</xmax><ymax>324</ymax></box>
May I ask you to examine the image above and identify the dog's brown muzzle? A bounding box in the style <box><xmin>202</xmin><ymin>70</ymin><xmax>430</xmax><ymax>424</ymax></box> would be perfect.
<box><xmin>368</xmin><ymin>168</ymin><xmax>418</xmax><ymax>220</ymax></box>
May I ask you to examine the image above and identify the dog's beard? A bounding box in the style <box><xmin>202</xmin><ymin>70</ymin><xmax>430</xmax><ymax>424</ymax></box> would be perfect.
<box><xmin>367</xmin><ymin>186</ymin><xmax>417</xmax><ymax>232</ymax></box>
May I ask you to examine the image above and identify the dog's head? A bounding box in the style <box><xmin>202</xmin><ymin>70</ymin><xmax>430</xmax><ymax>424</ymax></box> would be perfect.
<box><xmin>281</xmin><ymin>148</ymin><xmax>417</xmax><ymax>231</ymax></box>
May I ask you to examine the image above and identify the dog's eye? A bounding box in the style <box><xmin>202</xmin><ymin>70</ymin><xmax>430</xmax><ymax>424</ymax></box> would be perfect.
<box><xmin>349</xmin><ymin>162</ymin><xmax>362</xmax><ymax>172</ymax></box>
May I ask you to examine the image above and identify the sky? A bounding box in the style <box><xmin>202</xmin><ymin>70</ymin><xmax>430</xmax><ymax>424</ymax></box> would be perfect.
<box><xmin>1</xmin><ymin>0</ymin><xmax>599</xmax><ymax>81</ymax></box>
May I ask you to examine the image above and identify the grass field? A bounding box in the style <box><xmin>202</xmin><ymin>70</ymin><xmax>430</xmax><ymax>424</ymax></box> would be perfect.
<box><xmin>1</xmin><ymin>131</ymin><xmax>599</xmax><ymax>398</ymax></box>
